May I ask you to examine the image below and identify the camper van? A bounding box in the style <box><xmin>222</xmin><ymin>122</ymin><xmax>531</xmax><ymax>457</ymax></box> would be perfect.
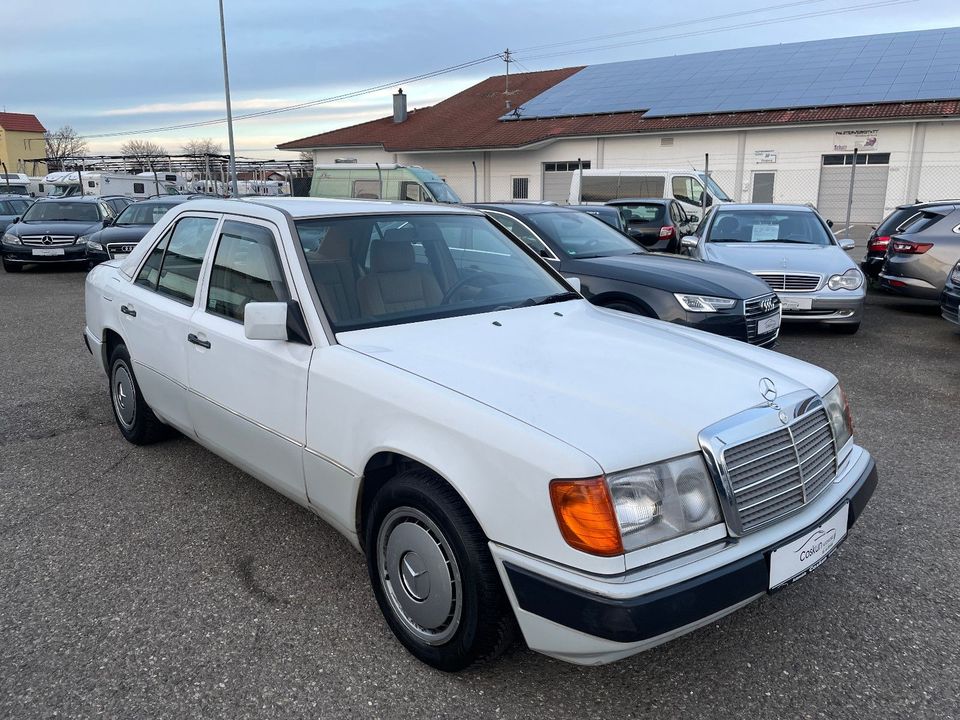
<box><xmin>0</xmin><ymin>173</ymin><xmax>31</xmax><ymax>196</ymax></box>
<box><xmin>238</xmin><ymin>179</ymin><xmax>288</xmax><ymax>196</ymax></box>
<box><xmin>310</xmin><ymin>163</ymin><xmax>461</xmax><ymax>203</ymax></box>
<box><xmin>569</xmin><ymin>169</ymin><xmax>732</xmax><ymax>218</ymax></box>
<box><xmin>44</xmin><ymin>171</ymin><xmax>180</xmax><ymax>199</ymax></box>
<box><xmin>135</xmin><ymin>171</ymin><xmax>190</xmax><ymax>193</ymax></box>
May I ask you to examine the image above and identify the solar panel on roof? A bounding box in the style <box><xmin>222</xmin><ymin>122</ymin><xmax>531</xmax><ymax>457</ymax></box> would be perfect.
<box><xmin>503</xmin><ymin>28</ymin><xmax>960</xmax><ymax>121</ymax></box>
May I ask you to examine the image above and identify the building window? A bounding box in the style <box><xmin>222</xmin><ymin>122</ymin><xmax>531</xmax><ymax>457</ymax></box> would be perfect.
<box><xmin>543</xmin><ymin>161</ymin><xmax>591</xmax><ymax>172</ymax></box>
<box><xmin>660</xmin><ymin>137</ymin><xmax>674</xmax><ymax>147</ymax></box>
<box><xmin>133</xmin><ymin>182</ymin><xmax>145</xmax><ymax>194</ymax></box>
<box><xmin>512</xmin><ymin>177</ymin><xmax>530</xmax><ymax>200</ymax></box>
<box><xmin>88</xmin><ymin>180</ymin><xmax>96</xmax><ymax>187</ymax></box>
<box><xmin>822</xmin><ymin>153</ymin><xmax>889</xmax><ymax>166</ymax></box>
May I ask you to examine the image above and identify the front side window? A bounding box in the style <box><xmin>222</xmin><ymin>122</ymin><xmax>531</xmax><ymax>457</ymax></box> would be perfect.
<box><xmin>295</xmin><ymin>213</ymin><xmax>566</xmax><ymax>331</ymax></box>
<box><xmin>21</xmin><ymin>201</ymin><xmax>100</xmax><ymax>223</ymax></box>
<box><xmin>207</xmin><ymin>221</ymin><xmax>290</xmax><ymax>321</ymax></box>
<box><xmin>527</xmin><ymin>210</ymin><xmax>642</xmax><ymax>257</ymax></box>
<box><xmin>706</xmin><ymin>210</ymin><xmax>832</xmax><ymax>246</ymax></box>
<box><xmin>352</xmin><ymin>179</ymin><xmax>381</xmax><ymax>199</ymax></box>
<box><xmin>151</xmin><ymin>217</ymin><xmax>218</xmax><ymax>303</ymax></box>
<box><xmin>672</xmin><ymin>176</ymin><xmax>704</xmax><ymax>205</ymax></box>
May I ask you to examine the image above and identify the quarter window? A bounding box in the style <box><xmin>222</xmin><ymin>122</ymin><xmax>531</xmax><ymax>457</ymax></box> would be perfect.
<box><xmin>154</xmin><ymin>217</ymin><xmax>217</xmax><ymax>303</ymax></box>
<box><xmin>207</xmin><ymin>220</ymin><xmax>290</xmax><ymax>322</ymax></box>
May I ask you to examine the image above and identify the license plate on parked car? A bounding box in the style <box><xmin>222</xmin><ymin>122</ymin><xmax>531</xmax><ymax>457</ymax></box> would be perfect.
<box><xmin>769</xmin><ymin>503</ymin><xmax>848</xmax><ymax>589</ymax></box>
<box><xmin>779</xmin><ymin>297</ymin><xmax>813</xmax><ymax>311</ymax></box>
<box><xmin>758</xmin><ymin>315</ymin><xmax>780</xmax><ymax>335</ymax></box>
<box><xmin>32</xmin><ymin>248</ymin><xmax>65</xmax><ymax>257</ymax></box>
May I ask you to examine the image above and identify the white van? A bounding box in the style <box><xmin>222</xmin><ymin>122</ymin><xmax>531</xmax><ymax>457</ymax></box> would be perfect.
<box><xmin>569</xmin><ymin>169</ymin><xmax>732</xmax><ymax>218</ymax></box>
<box><xmin>310</xmin><ymin>163</ymin><xmax>461</xmax><ymax>203</ymax></box>
<box><xmin>0</xmin><ymin>172</ymin><xmax>31</xmax><ymax>196</ymax></box>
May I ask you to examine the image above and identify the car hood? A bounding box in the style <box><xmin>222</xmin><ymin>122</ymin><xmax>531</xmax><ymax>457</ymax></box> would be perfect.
<box><xmin>7</xmin><ymin>220</ymin><xmax>103</xmax><ymax>237</ymax></box>
<box><xmin>337</xmin><ymin>301</ymin><xmax>836</xmax><ymax>472</ymax></box>
<box><xmin>567</xmin><ymin>253</ymin><xmax>773</xmax><ymax>298</ymax></box>
<box><xmin>702</xmin><ymin>242</ymin><xmax>857</xmax><ymax>275</ymax></box>
<box><xmin>87</xmin><ymin>225</ymin><xmax>152</xmax><ymax>243</ymax></box>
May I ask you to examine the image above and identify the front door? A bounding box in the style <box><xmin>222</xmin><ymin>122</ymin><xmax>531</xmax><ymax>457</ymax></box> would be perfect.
<box><xmin>186</xmin><ymin>216</ymin><xmax>312</xmax><ymax>504</ymax></box>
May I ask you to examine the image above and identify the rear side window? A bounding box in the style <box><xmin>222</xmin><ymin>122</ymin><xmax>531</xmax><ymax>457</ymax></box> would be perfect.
<box><xmin>207</xmin><ymin>220</ymin><xmax>290</xmax><ymax>322</ymax></box>
<box><xmin>898</xmin><ymin>211</ymin><xmax>944</xmax><ymax>235</ymax></box>
<box><xmin>876</xmin><ymin>208</ymin><xmax>917</xmax><ymax>236</ymax></box>
<box><xmin>135</xmin><ymin>217</ymin><xmax>217</xmax><ymax>302</ymax></box>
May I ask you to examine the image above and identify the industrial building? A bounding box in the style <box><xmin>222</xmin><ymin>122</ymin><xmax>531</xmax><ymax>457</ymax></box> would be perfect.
<box><xmin>279</xmin><ymin>28</ymin><xmax>960</xmax><ymax>224</ymax></box>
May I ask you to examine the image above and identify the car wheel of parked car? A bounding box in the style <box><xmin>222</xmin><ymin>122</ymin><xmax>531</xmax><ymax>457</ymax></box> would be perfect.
<box><xmin>2</xmin><ymin>259</ymin><xmax>22</xmax><ymax>273</ymax></box>
<box><xmin>832</xmin><ymin>322</ymin><xmax>861</xmax><ymax>335</ymax></box>
<box><xmin>108</xmin><ymin>343</ymin><xmax>167</xmax><ymax>445</ymax></box>
<box><xmin>365</xmin><ymin>468</ymin><xmax>516</xmax><ymax>671</ymax></box>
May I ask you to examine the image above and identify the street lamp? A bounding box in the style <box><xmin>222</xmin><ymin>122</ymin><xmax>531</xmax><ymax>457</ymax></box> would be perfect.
<box><xmin>218</xmin><ymin>0</ymin><xmax>239</xmax><ymax>197</ymax></box>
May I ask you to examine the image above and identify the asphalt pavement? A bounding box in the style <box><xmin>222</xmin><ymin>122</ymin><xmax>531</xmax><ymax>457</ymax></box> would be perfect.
<box><xmin>1</xmin><ymin>265</ymin><xmax>958</xmax><ymax>720</ymax></box>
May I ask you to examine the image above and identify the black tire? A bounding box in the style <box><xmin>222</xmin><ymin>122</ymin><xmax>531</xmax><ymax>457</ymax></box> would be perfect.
<box><xmin>832</xmin><ymin>322</ymin><xmax>861</xmax><ymax>335</ymax></box>
<box><xmin>364</xmin><ymin>468</ymin><xmax>516</xmax><ymax>671</ymax></box>
<box><xmin>108</xmin><ymin>343</ymin><xmax>167</xmax><ymax>445</ymax></box>
<box><xmin>2</xmin><ymin>258</ymin><xmax>22</xmax><ymax>273</ymax></box>
<box><xmin>603</xmin><ymin>300</ymin><xmax>653</xmax><ymax>317</ymax></box>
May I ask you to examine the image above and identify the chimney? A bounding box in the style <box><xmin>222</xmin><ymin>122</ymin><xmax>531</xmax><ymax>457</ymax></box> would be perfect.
<box><xmin>393</xmin><ymin>88</ymin><xmax>408</xmax><ymax>123</ymax></box>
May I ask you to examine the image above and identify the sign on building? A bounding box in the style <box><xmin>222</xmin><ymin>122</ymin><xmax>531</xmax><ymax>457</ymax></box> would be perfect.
<box><xmin>834</xmin><ymin>129</ymin><xmax>879</xmax><ymax>151</ymax></box>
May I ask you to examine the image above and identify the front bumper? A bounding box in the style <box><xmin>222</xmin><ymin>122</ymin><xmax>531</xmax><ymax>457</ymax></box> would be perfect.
<box><xmin>492</xmin><ymin>446</ymin><xmax>876</xmax><ymax>665</ymax></box>
<box><xmin>676</xmin><ymin>307</ymin><xmax>779</xmax><ymax>348</ymax></box>
<box><xmin>941</xmin><ymin>284</ymin><xmax>960</xmax><ymax>326</ymax></box>
<box><xmin>1</xmin><ymin>242</ymin><xmax>88</xmax><ymax>263</ymax></box>
<box><xmin>778</xmin><ymin>290</ymin><xmax>864</xmax><ymax>325</ymax></box>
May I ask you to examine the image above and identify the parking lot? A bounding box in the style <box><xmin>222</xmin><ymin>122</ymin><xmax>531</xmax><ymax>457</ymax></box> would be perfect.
<box><xmin>1</xmin><ymin>266</ymin><xmax>958</xmax><ymax>720</ymax></box>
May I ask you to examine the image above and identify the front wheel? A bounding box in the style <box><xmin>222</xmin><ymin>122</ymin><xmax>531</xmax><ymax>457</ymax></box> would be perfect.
<box><xmin>365</xmin><ymin>469</ymin><xmax>516</xmax><ymax>671</ymax></box>
<box><xmin>108</xmin><ymin>343</ymin><xmax>167</xmax><ymax>445</ymax></box>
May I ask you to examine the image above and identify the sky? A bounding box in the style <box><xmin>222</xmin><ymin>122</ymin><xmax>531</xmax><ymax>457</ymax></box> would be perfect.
<box><xmin>3</xmin><ymin>0</ymin><xmax>960</xmax><ymax>160</ymax></box>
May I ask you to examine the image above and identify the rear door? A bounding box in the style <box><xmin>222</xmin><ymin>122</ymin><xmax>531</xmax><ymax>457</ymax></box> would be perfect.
<box><xmin>186</xmin><ymin>216</ymin><xmax>312</xmax><ymax>503</ymax></box>
<box><xmin>118</xmin><ymin>213</ymin><xmax>221</xmax><ymax>432</ymax></box>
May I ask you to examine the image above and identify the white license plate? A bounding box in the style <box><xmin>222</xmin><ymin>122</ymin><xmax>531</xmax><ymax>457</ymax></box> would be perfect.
<box><xmin>758</xmin><ymin>314</ymin><xmax>780</xmax><ymax>335</ymax></box>
<box><xmin>32</xmin><ymin>248</ymin><xmax>65</xmax><ymax>257</ymax></box>
<box><xmin>769</xmin><ymin>503</ymin><xmax>849</xmax><ymax>589</ymax></box>
<box><xmin>779</xmin><ymin>296</ymin><xmax>813</xmax><ymax>311</ymax></box>
<box><xmin>112</xmin><ymin>253</ymin><xmax>129</xmax><ymax>260</ymax></box>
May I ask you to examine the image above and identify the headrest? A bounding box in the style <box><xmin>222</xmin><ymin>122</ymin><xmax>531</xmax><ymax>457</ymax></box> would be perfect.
<box><xmin>371</xmin><ymin>231</ymin><xmax>416</xmax><ymax>273</ymax></box>
<box><xmin>318</xmin><ymin>225</ymin><xmax>352</xmax><ymax>260</ymax></box>
<box><xmin>714</xmin><ymin>216</ymin><xmax>739</xmax><ymax>235</ymax></box>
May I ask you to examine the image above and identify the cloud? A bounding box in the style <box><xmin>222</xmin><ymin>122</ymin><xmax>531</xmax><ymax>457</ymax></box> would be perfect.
<box><xmin>99</xmin><ymin>98</ymin><xmax>290</xmax><ymax>116</ymax></box>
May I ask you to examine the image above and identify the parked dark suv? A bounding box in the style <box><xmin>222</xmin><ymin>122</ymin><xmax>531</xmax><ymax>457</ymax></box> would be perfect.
<box><xmin>472</xmin><ymin>203</ymin><xmax>782</xmax><ymax>347</ymax></box>
<box><xmin>879</xmin><ymin>202</ymin><xmax>960</xmax><ymax>300</ymax></box>
<box><xmin>864</xmin><ymin>200</ymin><xmax>960</xmax><ymax>279</ymax></box>
<box><xmin>1</xmin><ymin>197</ymin><xmax>114</xmax><ymax>272</ymax></box>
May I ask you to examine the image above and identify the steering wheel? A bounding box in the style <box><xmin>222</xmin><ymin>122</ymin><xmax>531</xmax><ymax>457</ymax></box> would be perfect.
<box><xmin>440</xmin><ymin>272</ymin><xmax>499</xmax><ymax>305</ymax></box>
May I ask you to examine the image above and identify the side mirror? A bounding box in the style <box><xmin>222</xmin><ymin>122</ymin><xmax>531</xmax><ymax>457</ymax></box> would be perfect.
<box><xmin>839</xmin><ymin>238</ymin><xmax>855</xmax><ymax>251</ymax></box>
<box><xmin>102</xmin><ymin>217</ymin><xmax>114</xmax><ymax>227</ymax></box>
<box><xmin>12</xmin><ymin>216</ymin><xmax>19</xmax><ymax>224</ymax></box>
<box><xmin>564</xmin><ymin>276</ymin><xmax>582</xmax><ymax>293</ymax></box>
<box><xmin>681</xmin><ymin>236</ymin><xmax>699</xmax><ymax>249</ymax></box>
<box><xmin>244</xmin><ymin>301</ymin><xmax>310</xmax><ymax>344</ymax></box>
<box><xmin>687</xmin><ymin>214</ymin><xmax>700</xmax><ymax>224</ymax></box>
<box><xmin>826</xmin><ymin>219</ymin><xmax>834</xmax><ymax>228</ymax></box>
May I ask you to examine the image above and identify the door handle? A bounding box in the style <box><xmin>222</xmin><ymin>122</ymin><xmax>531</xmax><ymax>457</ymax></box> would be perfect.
<box><xmin>187</xmin><ymin>333</ymin><xmax>211</xmax><ymax>349</ymax></box>
<box><xmin>120</xmin><ymin>304</ymin><xmax>136</xmax><ymax>317</ymax></box>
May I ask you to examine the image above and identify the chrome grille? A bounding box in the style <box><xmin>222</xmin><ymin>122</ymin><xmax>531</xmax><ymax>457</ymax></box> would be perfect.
<box><xmin>20</xmin><ymin>234</ymin><xmax>75</xmax><ymax>246</ymax></box>
<box><xmin>744</xmin><ymin>293</ymin><xmax>781</xmax><ymax>343</ymax></box>
<box><xmin>755</xmin><ymin>272</ymin><xmax>822</xmax><ymax>292</ymax></box>
<box><xmin>107</xmin><ymin>242</ymin><xmax>138</xmax><ymax>258</ymax></box>
<box><xmin>723</xmin><ymin>407</ymin><xmax>838</xmax><ymax>532</ymax></box>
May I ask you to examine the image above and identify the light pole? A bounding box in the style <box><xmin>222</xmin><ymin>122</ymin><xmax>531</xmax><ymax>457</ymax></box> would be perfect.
<box><xmin>218</xmin><ymin>0</ymin><xmax>239</xmax><ymax>197</ymax></box>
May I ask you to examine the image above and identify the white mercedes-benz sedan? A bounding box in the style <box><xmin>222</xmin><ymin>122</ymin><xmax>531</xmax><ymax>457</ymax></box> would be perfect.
<box><xmin>84</xmin><ymin>198</ymin><xmax>877</xmax><ymax>670</ymax></box>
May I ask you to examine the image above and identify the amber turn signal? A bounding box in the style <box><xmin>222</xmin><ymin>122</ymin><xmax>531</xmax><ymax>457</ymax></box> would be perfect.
<box><xmin>549</xmin><ymin>477</ymin><xmax>624</xmax><ymax>557</ymax></box>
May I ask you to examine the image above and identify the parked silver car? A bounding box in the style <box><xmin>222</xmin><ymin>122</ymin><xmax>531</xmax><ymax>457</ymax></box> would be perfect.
<box><xmin>879</xmin><ymin>202</ymin><xmax>960</xmax><ymax>301</ymax></box>
<box><xmin>682</xmin><ymin>203</ymin><xmax>865</xmax><ymax>334</ymax></box>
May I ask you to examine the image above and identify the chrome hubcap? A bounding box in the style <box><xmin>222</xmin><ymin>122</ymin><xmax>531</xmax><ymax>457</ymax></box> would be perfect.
<box><xmin>377</xmin><ymin>507</ymin><xmax>461</xmax><ymax>645</ymax></box>
<box><xmin>112</xmin><ymin>362</ymin><xmax>136</xmax><ymax>429</ymax></box>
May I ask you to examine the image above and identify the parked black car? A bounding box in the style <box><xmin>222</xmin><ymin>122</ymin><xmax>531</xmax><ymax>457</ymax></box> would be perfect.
<box><xmin>863</xmin><ymin>200</ymin><xmax>960</xmax><ymax>279</ymax></box>
<box><xmin>940</xmin><ymin>259</ymin><xmax>960</xmax><ymax>328</ymax></box>
<box><xmin>85</xmin><ymin>195</ymin><xmax>197</xmax><ymax>266</ymax></box>
<box><xmin>566</xmin><ymin>205</ymin><xmax>626</xmax><ymax>232</ymax></box>
<box><xmin>472</xmin><ymin>203</ymin><xmax>782</xmax><ymax>347</ymax></box>
<box><xmin>1</xmin><ymin>197</ymin><xmax>114</xmax><ymax>272</ymax></box>
<box><xmin>0</xmin><ymin>196</ymin><xmax>32</xmax><ymax>234</ymax></box>
<box><xmin>604</xmin><ymin>198</ymin><xmax>698</xmax><ymax>253</ymax></box>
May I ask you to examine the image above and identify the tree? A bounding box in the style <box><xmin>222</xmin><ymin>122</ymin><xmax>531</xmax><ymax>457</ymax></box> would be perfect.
<box><xmin>182</xmin><ymin>138</ymin><xmax>224</xmax><ymax>173</ymax></box>
<box><xmin>120</xmin><ymin>139</ymin><xmax>167</xmax><ymax>172</ymax></box>
<box><xmin>44</xmin><ymin>126</ymin><xmax>88</xmax><ymax>171</ymax></box>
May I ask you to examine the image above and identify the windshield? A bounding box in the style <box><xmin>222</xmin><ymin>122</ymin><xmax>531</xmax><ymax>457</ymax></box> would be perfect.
<box><xmin>701</xmin><ymin>174</ymin><xmax>732</xmax><ymax>202</ymax></box>
<box><xmin>525</xmin><ymin>210</ymin><xmax>642</xmax><ymax>257</ymax></box>
<box><xmin>706</xmin><ymin>210</ymin><xmax>832</xmax><ymax>246</ymax></box>
<box><xmin>424</xmin><ymin>181</ymin><xmax>461</xmax><ymax>204</ymax></box>
<box><xmin>116</xmin><ymin>202</ymin><xmax>177</xmax><ymax>225</ymax></box>
<box><xmin>22</xmin><ymin>201</ymin><xmax>101</xmax><ymax>223</ymax></box>
<box><xmin>295</xmin><ymin>213</ymin><xmax>568</xmax><ymax>332</ymax></box>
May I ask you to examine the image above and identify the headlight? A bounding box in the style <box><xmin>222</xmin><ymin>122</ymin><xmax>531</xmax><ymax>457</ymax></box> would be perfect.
<box><xmin>827</xmin><ymin>268</ymin><xmax>863</xmax><ymax>291</ymax></box>
<box><xmin>674</xmin><ymin>293</ymin><xmax>738</xmax><ymax>312</ymax></box>
<box><xmin>2</xmin><ymin>232</ymin><xmax>21</xmax><ymax>245</ymax></box>
<box><xmin>822</xmin><ymin>383</ymin><xmax>853</xmax><ymax>449</ymax></box>
<box><xmin>951</xmin><ymin>262</ymin><xmax>960</xmax><ymax>285</ymax></box>
<box><xmin>85</xmin><ymin>239</ymin><xmax>104</xmax><ymax>251</ymax></box>
<box><xmin>74</xmin><ymin>235</ymin><xmax>88</xmax><ymax>245</ymax></box>
<box><xmin>550</xmin><ymin>454</ymin><xmax>723</xmax><ymax>556</ymax></box>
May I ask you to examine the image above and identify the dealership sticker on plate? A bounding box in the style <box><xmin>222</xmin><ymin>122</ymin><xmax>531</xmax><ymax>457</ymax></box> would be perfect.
<box><xmin>758</xmin><ymin>314</ymin><xmax>780</xmax><ymax>335</ymax></box>
<box><xmin>779</xmin><ymin>297</ymin><xmax>813</xmax><ymax>311</ymax></box>
<box><xmin>769</xmin><ymin>503</ymin><xmax>849</xmax><ymax>589</ymax></box>
<box><xmin>32</xmin><ymin>248</ymin><xmax>65</xmax><ymax>257</ymax></box>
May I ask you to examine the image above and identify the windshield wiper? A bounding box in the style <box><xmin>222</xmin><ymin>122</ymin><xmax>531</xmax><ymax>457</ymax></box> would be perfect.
<box><xmin>514</xmin><ymin>291</ymin><xmax>580</xmax><ymax>308</ymax></box>
<box><xmin>756</xmin><ymin>238</ymin><xmax>813</xmax><ymax>244</ymax></box>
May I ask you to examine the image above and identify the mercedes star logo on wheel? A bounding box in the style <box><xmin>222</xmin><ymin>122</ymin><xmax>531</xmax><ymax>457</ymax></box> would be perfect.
<box><xmin>759</xmin><ymin>377</ymin><xmax>778</xmax><ymax>403</ymax></box>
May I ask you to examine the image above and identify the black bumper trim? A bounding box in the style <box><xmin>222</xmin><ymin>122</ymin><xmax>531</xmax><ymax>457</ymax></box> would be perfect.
<box><xmin>506</xmin><ymin>458</ymin><xmax>877</xmax><ymax>644</ymax></box>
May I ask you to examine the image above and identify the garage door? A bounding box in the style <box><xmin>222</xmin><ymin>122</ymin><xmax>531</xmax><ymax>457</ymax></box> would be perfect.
<box><xmin>816</xmin><ymin>154</ymin><xmax>889</xmax><ymax>224</ymax></box>
<box><xmin>542</xmin><ymin>161</ymin><xmax>590</xmax><ymax>203</ymax></box>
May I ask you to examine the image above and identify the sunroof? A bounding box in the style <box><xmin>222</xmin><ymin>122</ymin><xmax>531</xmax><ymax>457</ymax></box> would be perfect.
<box><xmin>504</xmin><ymin>28</ymin><xmax>960</xmax><ymax>121</ymax></box>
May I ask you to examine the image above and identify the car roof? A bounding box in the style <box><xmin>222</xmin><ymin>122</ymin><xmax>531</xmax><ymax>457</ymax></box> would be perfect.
<box><xmin>714</xmin><ymin>203</ymin><xmax>817</xmax><ymax>213</ymax></box>
<box><xmin>568</xmin><ymin>204</ymin><xmax>618</xmax><ymax>212</ymax></box>
<box><xmin>895</xmin><ymin>200</ymin><xmax>960</xmax><ymax>210</ymax></box>
<box><xmin>34</xmin><ymin>196</ymin><xmax>103</xmax><ymax>203</ymax></box>
<box><xmin>604</xmin><ymin>198</ymin><xmax>669</xmax><ymax>205</ymax></box>
<box><xmin>177</xmin><ymin>197</ymin><xmax>483</xmax><ymax>219</ymax></box>
<box><xmin>469</xmin><ymin>203</ymin><xmax>579</xmax><ymax>216</ymax></box>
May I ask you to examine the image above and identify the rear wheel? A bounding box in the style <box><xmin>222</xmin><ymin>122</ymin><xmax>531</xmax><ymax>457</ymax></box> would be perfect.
<box><xmin>365</xmin><ymin>468</ymin><xmax>516</xmax><ymax>671</ymax></box>
<box><xmin>2</xmin><ymin>258</ymin><xmax>22</xmax><ymax>273</ymax></box>
<box><xmin>108</xmin><ymin>343</ymin><xmax>167</xmax><ymax>445</ymax></box>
